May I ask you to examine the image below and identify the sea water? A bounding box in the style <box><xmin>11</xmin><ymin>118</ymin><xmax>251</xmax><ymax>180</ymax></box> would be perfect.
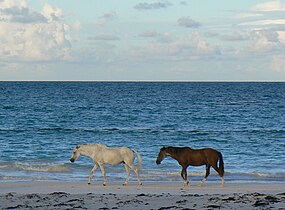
<box><xmin>0</xmin><ymin>82</ymin><xmax>284</xmax><ymax>183</ymax></box>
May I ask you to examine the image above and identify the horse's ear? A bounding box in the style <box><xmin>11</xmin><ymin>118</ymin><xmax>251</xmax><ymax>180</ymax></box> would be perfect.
<box><xmin>76</xmin><ymin>145</ymin><xmax>80</xmax><ymax>149</ymax></box>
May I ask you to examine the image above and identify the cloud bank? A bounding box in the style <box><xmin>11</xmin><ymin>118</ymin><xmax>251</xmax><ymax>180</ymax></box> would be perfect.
<box><xmin>1</xmin><ymin>0</ymin><xmax>285</xmax><ymax>81</ymax></box>
<box><xmin>0</xmin><ymin>0</ymin><xmax>72</xmax><ymax>62</ymax></box>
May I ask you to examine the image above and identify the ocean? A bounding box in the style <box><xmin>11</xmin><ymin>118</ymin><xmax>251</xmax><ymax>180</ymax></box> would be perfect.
<box><xmin>0</xmin><ymin>82</ymin><xmax>284</xmax><ymax>184</ymax></box>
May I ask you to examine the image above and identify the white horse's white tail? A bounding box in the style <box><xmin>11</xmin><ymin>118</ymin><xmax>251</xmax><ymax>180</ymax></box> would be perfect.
<box><xmin>132</xmin><ymin>149</ymin><xmax>142</xmax><ymax>171</ymax></box>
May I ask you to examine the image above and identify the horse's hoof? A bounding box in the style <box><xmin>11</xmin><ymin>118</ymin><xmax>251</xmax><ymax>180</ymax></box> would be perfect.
<box><xmin>103</xmin><ymin>183</ymin><xmax>106</xmax><ymax>186</ymax></box>
<box><xmin>139</xmin><ymin>183</ymin><xmax>143</xmax><ymax>186</ymax></box>
<box><xmin>122</xmin><ymin>183</ymin><xmax>127</xmax><ymax>186</ymax></box>
<box><xmin>183</xmin><ymin>181</ymin><xmax>189</xmax><ymax>187</ymax></box>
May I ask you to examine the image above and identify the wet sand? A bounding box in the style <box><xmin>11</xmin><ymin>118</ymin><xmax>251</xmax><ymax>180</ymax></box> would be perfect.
<box><xmin>0</xmin><ymin>181</ymin><xmax>284</xmax><ymax>209</ymax></box>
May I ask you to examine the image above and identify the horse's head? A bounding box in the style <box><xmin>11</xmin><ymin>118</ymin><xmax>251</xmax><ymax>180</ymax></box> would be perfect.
<box><xmin>156</xmin><ymin>147</ymin><xmax>167</xmax><ymax>165</ymax></box>
<box><xmin>70</xmin><ymin>145</ymin><xmax>81</xmax><ymax>163</ymax></box>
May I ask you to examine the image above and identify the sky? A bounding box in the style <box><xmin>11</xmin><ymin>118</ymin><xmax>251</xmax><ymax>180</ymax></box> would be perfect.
<box><xmin>0</xmin><ymin>0</ymin><xmax>285</xmax><ymax>81</ymax></box>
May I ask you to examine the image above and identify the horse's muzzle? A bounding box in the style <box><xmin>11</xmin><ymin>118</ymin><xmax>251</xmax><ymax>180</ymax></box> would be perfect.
<box><xmin>156</xmin><ymin>160</ymin><xmax>161</xmax><ymax>165</ymax></box>
<box><xmin>70</xmin><ymin>158</ymin><xmax>75</xmax><ymax>163</ymax></box>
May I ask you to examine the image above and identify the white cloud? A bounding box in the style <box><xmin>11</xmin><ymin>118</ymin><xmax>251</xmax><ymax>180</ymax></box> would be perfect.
<box><xmin>247</xmin><ymin>30</ymin><xmax>281</xmax><ymax>53</ymax></box>
<box><xmin>0</xmin><ymin>0</ymin><xmax>26</xmax><ymax>9</ymax></box>
<box><xmin>42</xmin><ymin>3</ymin><xmax>63</xmax><ymax>22</ymax></box>
<box><xmin>277</xmin><ymin>31</ymin><xmax>285</xmax><ymax>43</ymax></box>
<box><xmin>0</xmin><ymin>0</ymin><xmax>47</xmax><ymax>23</ymax></box>
<box><xmin>239</xmin><ymin>19</ymin><xmax>285</xmax><ymax>26</ymax></box>
<box><xmin>272</xmin><ymin>55</ymin><xmax>285</xmax><ymax>72</ymax></box>
<box><xmin>235</xmin><ymin>13</ymin><xmax>263</xmax><ymax>19</ymax></box>
<box><xmin>130</xmin><ymin>32</ymin><xmax>218</xmax><ymax>61</ymax></box>
<box><xmin>73</xmin><ymin>20</ymin><xmax>81</xmax><ymax>31</ymax></box>
<box><xmin>253</xmin><ymin>0</ymin><xmax>285</xmax><ymax>12</ymax></box>
<box><xmin>0</xmin><ymin>0</ymin><xmax>73</xmax><ymax>62</ymax></box>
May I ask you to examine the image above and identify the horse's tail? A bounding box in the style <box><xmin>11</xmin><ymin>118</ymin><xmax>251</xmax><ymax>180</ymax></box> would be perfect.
<box><xmin>218</xmin><ymin>152</ymin><xmax>224</xmax><ymax>177</ymax></box>
<box><xmin>132</xmin><ymin>149</ymin><xmax>142</xmax><ymax>171</ymax></box>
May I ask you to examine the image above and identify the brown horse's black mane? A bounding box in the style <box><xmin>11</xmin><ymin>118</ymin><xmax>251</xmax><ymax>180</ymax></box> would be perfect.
<box><xmin>165</xmin><ymin>146</ymin><xmax>191</xmax><ymax>155</ymax></box>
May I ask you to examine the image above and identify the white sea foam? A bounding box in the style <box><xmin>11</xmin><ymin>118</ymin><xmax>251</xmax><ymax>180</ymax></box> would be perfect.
<box><xmin>0</xmin><ymin>176</ymin><xmax>50</xmax><ymax>181</ymax></box>
<box><xmin>0</xmin><ymin>162</ymin><xmax>71</xmax><ymax>173</ymax></box>
<box><xmin>225</xmin><ymin>101</ymin><xmax>257</xmax><ymax>105</ymax></box>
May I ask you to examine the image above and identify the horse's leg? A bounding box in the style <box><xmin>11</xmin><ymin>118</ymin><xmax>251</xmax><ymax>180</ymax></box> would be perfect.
<box><xmin>220</xmin><ymin>176</ymin><xmax>225</xmax><ymax>187</ymax></box>
<box><xmin>212</xmin><ymin>163</ymin><xmax>224</xmax><ymax>187</ymax></box>
<box><xmin>127</xmin><ymin>163</ymin><xmax>142</xmax><ymax>185</ymax></box>
<box><xmin>123</xmin><ymin>164</ymin><xmax>130</xmax><ymax>186</ymax></box>
<box><xmin>181</xmin><ymin>166</ymin><xmax>189</xmax><ymax>186</ymax></box>
<box><xmin>198</xmin><ymin>164</ymin><xmax>210</xmax><ymax>187</ymax></box>
<box><xmin>88</xmin><ymin>163</ymin><xmax>99</xmax><ymax>185</ymax></box>
<box><xmin>98</xmin><ymin>163</ymin><xmax>107</xmax><ymax>186</ymax></box>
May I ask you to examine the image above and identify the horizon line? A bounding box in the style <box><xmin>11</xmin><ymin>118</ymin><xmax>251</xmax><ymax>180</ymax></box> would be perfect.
<box><xmin>0</xmin><ymin>80</ymin><xmax>285</xmax><ymax>82</ymax></box>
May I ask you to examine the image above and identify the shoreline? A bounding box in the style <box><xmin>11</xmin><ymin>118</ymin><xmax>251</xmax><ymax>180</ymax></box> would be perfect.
<box><xmin>1</xmin><ymin>180</ymin><xmax>285</xmax><ymax>194</ymax></box>
<box><xmin>0</xmin><ymin>181</ymin><xmax>284</xmax><ymax>209</ymax></box>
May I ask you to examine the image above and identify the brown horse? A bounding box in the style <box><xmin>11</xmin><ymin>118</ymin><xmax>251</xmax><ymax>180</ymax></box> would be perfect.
<box><xmin>156</xmin><ymin>146</ymin><xmax>224</xmax><ymax>187</ymax></box>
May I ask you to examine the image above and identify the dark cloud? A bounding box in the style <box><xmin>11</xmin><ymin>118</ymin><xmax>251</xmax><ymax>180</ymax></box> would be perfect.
<box><xmin>271</xmin><ymin>25</ymin><xmax>285</xmax><ymax>31</ymax></box>
<box><xmin>99</xmin><ymin>11</ymin><xmax>117</xmax><ymax>21</ymax></box>
<box><xmin>221</xmin><ymin>30</ymin><xmax>280</xmax><ymax>43</ymax></box>
<box><xmin>177</xmin><ymin>17</ymin><xmax>200</xmax><ymax>28</ymax></box>
<box><xmin>251</xmin><ymin>29</ymin><xmax>279</xmax><ymax>42</ymax></box>
<box><xmin>222</xmin><ymin>32</ymin><xmax>249</xmax><ymax>41</ymax></box>
<box><xmin>139</xmin><ymin>31</ymin><xmax>160</xmax><ymax>38</ymax></box>
<box><xmin>88</xmin><ymin>34</ymin><xmax>120</xmax><ymax>41</ymax></box>
<box><xmin>139</xmin><ymin>31</ymin><xmax>173</xmax><ymax>43</ymax></box>
<box><xmin>205</xmin><ymin>31</ymin><xmax>219</xmax><ymax>38</ymax></box>
<box><xmin>0</xmin><ymin>7</ymin><xmax>47</xmax><ymax>23</ymax></box>
<box><xmin>134</xmin><ymin>1</ymin><xmax>172</xmax><ymax>10</ymax></box>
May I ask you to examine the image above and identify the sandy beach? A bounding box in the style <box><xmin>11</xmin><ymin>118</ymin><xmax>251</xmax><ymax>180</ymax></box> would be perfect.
<box><xmin>0</xmin><ymin>181</ymin><xmax>284</xmax><ymax>209</ymax></box>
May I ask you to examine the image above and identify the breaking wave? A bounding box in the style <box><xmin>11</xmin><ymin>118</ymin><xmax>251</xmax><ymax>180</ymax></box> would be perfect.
<box><xmin>0</xmin><ymin>162</ymin><xmax>71</xmax><ymax>173</ymax></box>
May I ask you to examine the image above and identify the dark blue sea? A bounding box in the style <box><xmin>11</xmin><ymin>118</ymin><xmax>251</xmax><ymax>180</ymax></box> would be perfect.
<box><xmin>0</xmin><ymin>82</ymin><xmax>284</xmax><ymax>184</ymax></box>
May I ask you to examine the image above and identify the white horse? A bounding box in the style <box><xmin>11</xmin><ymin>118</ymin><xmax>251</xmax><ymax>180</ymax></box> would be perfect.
<box><xmin>70</xmin><ymin>144</ymin><xmax>142</xmax><ymax>186</ymax></box>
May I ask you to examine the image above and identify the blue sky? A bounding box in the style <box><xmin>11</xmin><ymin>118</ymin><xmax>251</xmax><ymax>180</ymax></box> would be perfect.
<box><xmin>0</xmin><ymin>0</ymin><xmax>285</xmax><ymax>81</ymax></box>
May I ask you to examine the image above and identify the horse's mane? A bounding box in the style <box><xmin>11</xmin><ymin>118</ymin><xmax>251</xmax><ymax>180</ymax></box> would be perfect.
<box><xmin>95</xmin><ymin>144</ymin><xmax>107</xmax><ymax>148</ymax></box>
<box><xmin>166</xmin><ymin>146</ymin><xmax>186</xmax><ymax>154</ymax></box>
<box><xmin>78</xmin><ymin>144</ymin><xmax>107</xmax><ymax>150</ymax></box>
<box><xmin>81</xmin><ymin>144</ymin><xmax>107</xmax><ymax>147</ymax></box>
<box><xmin>166</xmin><ymin>146</ymin><xmax>191</xmax><ymax>155</ymax></box>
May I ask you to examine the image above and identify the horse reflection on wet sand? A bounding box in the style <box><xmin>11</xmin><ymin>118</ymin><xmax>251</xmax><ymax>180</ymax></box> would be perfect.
<box><xmin>156</xmin><ymin>146</ymin><xmax>224</xmax><ymax>187</ymax></box>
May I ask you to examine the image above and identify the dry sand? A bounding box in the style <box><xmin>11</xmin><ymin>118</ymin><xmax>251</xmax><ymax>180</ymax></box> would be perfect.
<box><xmin>0</xmin><ymin>181</ymin><xmax>284</xmax><ymax>209</ymax></box>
